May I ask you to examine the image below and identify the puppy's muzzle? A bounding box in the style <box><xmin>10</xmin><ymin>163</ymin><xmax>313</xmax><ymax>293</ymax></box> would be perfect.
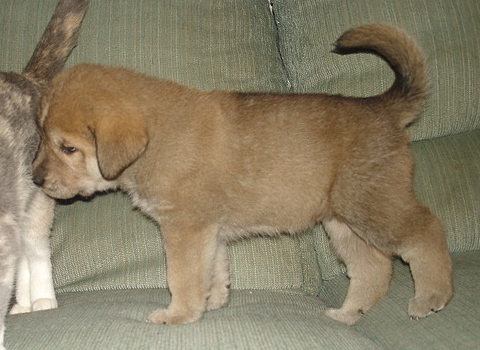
<box><xmin>32</xmin><ymin>165</ymin><xmax>46</xmax><ymax>187</ymax></box>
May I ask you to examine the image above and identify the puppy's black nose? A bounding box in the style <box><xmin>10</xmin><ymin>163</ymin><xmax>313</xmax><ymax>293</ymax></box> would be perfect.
<box><xmin>33</xmin><ymin>176</ymin><xmax>45</xmax><ymax>187</ymax></box>
<box><xmin>32</xmin><ymin>166</ymin><xmax>46</xmax><ymax>187</ymax></box>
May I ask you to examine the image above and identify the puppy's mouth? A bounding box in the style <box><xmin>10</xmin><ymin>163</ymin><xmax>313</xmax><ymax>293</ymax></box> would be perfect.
<box><xmin>41</xmin><ymin>183</ymin><xmax>82</xmax><ymax>200</ymax></box>
<box><xmin>39</xmin><ymin>177</ymin><xmax>106</xmax><ymax>200</ymax></box>
<box><xmin>34</xmin><ymin>175</ymin><xmax>82</xmax><ymax>199</ymax></box>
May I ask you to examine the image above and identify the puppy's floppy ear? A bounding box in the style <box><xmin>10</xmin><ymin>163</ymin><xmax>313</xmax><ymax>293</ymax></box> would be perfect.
<box><xmin>94</xmin><ymin>115</ymin><xmax>148</xmax><ymax>180</ymax></box>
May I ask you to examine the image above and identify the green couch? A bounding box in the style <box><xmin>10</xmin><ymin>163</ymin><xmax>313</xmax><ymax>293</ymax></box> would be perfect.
<box><xmin>2</xmin><ymin>0</ymin><xmax>479</xmax><ymax>349</ymax></box>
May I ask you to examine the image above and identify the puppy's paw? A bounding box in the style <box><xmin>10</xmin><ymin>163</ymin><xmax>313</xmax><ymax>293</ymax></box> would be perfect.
<box><xmin>325</xmin><ymin>308</ymin><xmax>363</xmax><ymax>326</ymax></box>
<box><xmin>408</xmin><ymin>293</ymin><xmax>450</xmax><ymax>319</ymax></box>
<box><xmin>9</xmin><ymin>304</ymin><xmax>31</xmax><ymax>315</ymax></box>
<box><xmin>148</xmin><ymin>308</ymin><xmax>202</xmax><ymax>325</ymax></box>
<box><xmin>32</xmin><ymin>298</ymin><xmax>58</xmax><ymax>312</ymax></box>
<box><xmin>206</xmin><ymin>286</ymin><xmax>230</xmax><ymax>312</ymax></box>
<box><xmin>206</xmin><ymin>296</ymin><xmax>229</xmax><ymax>312</ymax></box>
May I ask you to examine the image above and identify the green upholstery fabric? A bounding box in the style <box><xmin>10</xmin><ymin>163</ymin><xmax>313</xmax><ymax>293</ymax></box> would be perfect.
<box><xmin>273</xmin><ymin>0</ymin><xmax>480</xmax><ymax>141</ymax></box>
<box><xmin>412</xmin><ymin>130</ymin><xmax>480</xmax><ymax>252</ymax></box>
<box><xmin>5</xmin><ymin>289</ymin><xmax>383</xmax><ymax>350</ymax></box>
<box><xmin>0</xmin><ymin>0</ymin><xmax>290</xmax><ymax>93</ymax></box>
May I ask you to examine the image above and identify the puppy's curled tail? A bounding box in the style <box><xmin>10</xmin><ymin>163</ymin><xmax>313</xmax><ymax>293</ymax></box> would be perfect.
<box><xmin>333</xmin><ymin>23</ymin><xmax>428</xmax><ymax>128</ymax></box>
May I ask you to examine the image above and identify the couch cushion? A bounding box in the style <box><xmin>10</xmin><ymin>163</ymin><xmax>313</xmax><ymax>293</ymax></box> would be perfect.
<box><xmin>412</xmin><ymin>130</ymin><xmax>480</xmax><ymax>253</ymax></box>
<box><xmin>6</xmin><ymin>252</ymin><xmax>479</xmax><ymax>350</ymax></box>
<box><xmin>0</xmin><ymin>0</ymin><xmax>290</xmax><ymax>93</ymax></box>
<box><xmin>273</xmin><ymin>0</ymin><xmax>480</xmax><ymax>141</ymax></box>
<box><xmin>5</xmin><ymin>289</ymin><xmax>383</xmax><ymax>350</ymax></box>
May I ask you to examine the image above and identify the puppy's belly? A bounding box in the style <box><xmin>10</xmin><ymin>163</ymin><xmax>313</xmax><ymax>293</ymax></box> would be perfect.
<box><xmin>220</xmin><ymin>223</ymin><xmax>311</xmax><ymax>241</ymax></box>
<box><xmin>220</xmin><ymin>196</ymin><xmax>328</xmax><ymax>240</ymax></box>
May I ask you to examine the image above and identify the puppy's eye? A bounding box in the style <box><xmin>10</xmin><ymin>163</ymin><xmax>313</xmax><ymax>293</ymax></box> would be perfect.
<box><xmin>61</xmin><ymin>146</ymin><xmax>77</xmax><ymax>154</ymax></box>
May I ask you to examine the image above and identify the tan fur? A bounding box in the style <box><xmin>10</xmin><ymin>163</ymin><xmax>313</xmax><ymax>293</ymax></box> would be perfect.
<box><xmin>33</xmin><ymin>23</ymin><xmax>453</xmax><ymax>325</ymax></box>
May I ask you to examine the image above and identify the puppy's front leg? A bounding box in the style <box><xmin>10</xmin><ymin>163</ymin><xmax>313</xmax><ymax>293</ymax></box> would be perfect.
<box><xmin>206</xmin><ymin>240</ymin><xmax>230</xmax><ymax>312</ymax></box>
<box><xmin>149</xmin><ymin>223</ymin><xmax>219</xmax><ymax>325</ymax></box>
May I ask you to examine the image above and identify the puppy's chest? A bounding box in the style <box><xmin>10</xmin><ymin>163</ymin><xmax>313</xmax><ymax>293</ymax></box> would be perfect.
<box><xmin>128</xmin><ymin>188</ymin><xmax>174</xmax><ymax>223</ymax></box>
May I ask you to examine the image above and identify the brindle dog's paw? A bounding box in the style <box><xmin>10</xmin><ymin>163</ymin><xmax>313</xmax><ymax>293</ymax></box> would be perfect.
<box><xmin>148</xmin><ymin>308</ymin><xmax>202</xmax><ymax>325</ymax></box>
<box><xmin>9</xmin><ymin>304</ymin><xmax>31</xmax><ymax>315</ymax></box>
<box><xmin>32</xmin><ymin>298</ymin><xmax>58</xmax><ymax>312</ymax></box>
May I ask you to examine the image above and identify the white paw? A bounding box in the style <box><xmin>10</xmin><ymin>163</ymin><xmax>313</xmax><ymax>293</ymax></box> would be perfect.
<box><xmin>32</xmin><ymin>298</ymin><xmax>58</xmax><ymax>312</ymax></box>
<box><xmin>9</xmin><ymin>304</ymin><xmax>31</xmax><ymax>315</ymax></box>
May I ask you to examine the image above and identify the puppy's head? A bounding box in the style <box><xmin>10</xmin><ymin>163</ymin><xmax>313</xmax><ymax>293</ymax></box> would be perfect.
<box><xmin>33</xmin><ymin>65</ymin><xmax>148</xmax><ymax>199</ymax></box>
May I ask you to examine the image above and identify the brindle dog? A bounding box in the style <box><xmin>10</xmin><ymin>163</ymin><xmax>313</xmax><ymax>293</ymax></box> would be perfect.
<box><xmin>0</xmin><ymin>1</ymin><xmax>88</xmax><ymax>348</ymax></box>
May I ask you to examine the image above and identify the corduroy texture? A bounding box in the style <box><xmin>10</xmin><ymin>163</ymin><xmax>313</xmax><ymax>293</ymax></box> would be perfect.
<box><xmin>412</xmin><ymin>130</ymin><xmax>480</xmax><ymax>252</ymax></box>
<box><xmin>0</xmin><ymin>0</ymin><xmax>290</xmax><ymax>93</ymax></box>
<box><xmin>5</xmin><ymin>289</ymin><xmax>383</xmax><ymax>350</ymax></box>
<box><xmin>272</xmin><ymin>0</ymin><xmax>480</xmax><ymax>141</ymax></box>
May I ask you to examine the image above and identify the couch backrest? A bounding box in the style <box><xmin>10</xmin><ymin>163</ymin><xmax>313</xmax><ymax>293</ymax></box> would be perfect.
<box><xmin>273</xmin><ymin>0</ymin><xmax>480</xmax><ymax>141</ymax></box>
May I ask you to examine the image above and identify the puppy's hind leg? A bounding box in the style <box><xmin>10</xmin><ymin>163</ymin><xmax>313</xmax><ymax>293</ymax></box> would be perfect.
<box><xmin>324</xmin><ymin>218</ymin><xmax>393</xmax><ymax>325</ymax></box>
<box><xmin>396</xmin><ymin>207</ymin><xmax>453</xmax><ymax>319</ymax></box>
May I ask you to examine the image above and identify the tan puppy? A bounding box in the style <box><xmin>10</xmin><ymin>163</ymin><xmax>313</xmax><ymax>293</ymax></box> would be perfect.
<box><xmin>32</xmin><ymin>23</ymin><xmax>453</xmax><ymax>326</ymax></box>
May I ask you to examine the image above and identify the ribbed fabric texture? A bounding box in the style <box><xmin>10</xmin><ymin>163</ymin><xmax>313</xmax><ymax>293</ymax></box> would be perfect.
<box><xmin>51</xmin><ymin>193</ymin><xmax>166</xmax><ymax>293</ymax></box>
<box><xmin>412</xmin><ymin>129</ymin><xmax>480</xmax><ymax>252</ymax></box>
<box><xmin>273</xmin><ymin>0</ymin><xmax>480</xmax><ymax>141</ymax></box>
<box><xmin>5</xmin><ymin>289</ymin><xmax>383</xmax><ymax>350</ymax></box>
<box><xmin>0</xmin><ymin>0</ymin><xmax>290</xmax><ymax>93</ymax></box>
<box><xmin>6</xmin><ymin>252</ymin><xmax>480</xmax><ymax>349</ymax></box>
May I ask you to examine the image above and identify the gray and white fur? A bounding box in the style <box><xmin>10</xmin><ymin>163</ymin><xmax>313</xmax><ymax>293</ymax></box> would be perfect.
<box><xmin>0</xmin><ymin>1</ymin><xmax>88</xmax><ymax>348</ymax></box>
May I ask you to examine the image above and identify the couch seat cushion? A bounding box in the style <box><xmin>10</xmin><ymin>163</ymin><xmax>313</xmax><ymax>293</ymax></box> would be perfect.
<box><xmin>5</xmin><ymin>289</ymin><xmax>381</xmax><ymax>350</ymax></box>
